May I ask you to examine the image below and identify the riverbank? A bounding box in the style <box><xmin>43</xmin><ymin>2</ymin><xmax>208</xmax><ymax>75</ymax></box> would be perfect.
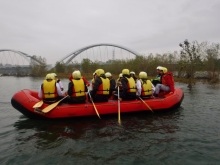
<box><xmin>1</xmin><ymin>72</ymin><xmax>218</xmax><ymax>84</ymax></box>
<box><xmin>54</xmin><ymin>72</ymin><xmax>219</xmax><ymax>84</ymax></box>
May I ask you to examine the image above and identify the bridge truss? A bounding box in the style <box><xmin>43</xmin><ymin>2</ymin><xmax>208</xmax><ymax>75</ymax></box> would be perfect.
<box><xmin>58</xmin><ymin>43</ymin><xmax>141</xmax><ymax>65</ymax></box>
<box><xmin>0</xmin><ymin>49</ymin><xmax>45</xmax><ymax>75</ymax></box>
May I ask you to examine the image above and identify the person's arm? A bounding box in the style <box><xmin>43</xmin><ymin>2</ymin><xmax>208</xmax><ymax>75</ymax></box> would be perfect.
<box><xmin>38</xmin><ymin>85</ymin><xmax>43</xmax><ymax>99</ymax></box>
<box><xmin>91</xmin><ymin>77</ymin><xmax>101</xmax><ymax>98</ymax></box>
<box><xmin>84</xmin><ymin>82</ymin><xmax>88</xmax><ymax>92</ymax></box>
<box><xmin>110</xmin><ymin>79</ymin><xmax>116</xmax><ymax>90</ymax></box>
<box><xmin>136</xmin><ymin>80</ymin><xmax>142</xmax><ymax>96</ymax></box>
<box><xmin>67</xmin><ymin>82</ymin><xmax>73</xmax><ymax>96</ymax></box>
<box><xmin>151</xmin><ymin>82</ymin><xmax>155</xmax><ymax>93</ymax></box>
<box><xmin>58</xmin><ymin>81</ymin><xmax>64</xmax><ymax>91</ymax></box>
<box><xmin>56</xmin><ymin>83</ymin><xmax>63</xmax><ymax>96</ymax></box>
<box><xmin>120</xmin><ymin>78</ymin><xmax>128</xmax><ymax>99</ymax></box>
<box><xmin>166</xmin><ymin>75</ymin><xmax>175</xmax><ymax>93</ymax></box>
<box><xmin>82</xmin><ymin>77</ymin><xmax>90</xmax><ymax>86</ymax></box>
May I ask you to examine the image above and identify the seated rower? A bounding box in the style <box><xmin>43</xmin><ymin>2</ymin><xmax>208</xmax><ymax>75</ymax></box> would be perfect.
<box><xmin>105</xmin><ymin>72</ymin><xmax>116</xmax><ymax>98</ymax></box>
<box><xmin>136</xmin><ymin>71</ymin><xmax>155</xmax><ymax>98</ymax></box>
<box><xmin>119</xmin><ymin>69</ymin><xmax>137</xmax><ymax>101</ymax></box>
<box><xmin>67</xmin><ymin>70</ymin><xmax>87</xmax><ymax>104</ymax></box>
<box><xmin>38</xmin><ymin>73</ymin><xmax>63</xmax><ymax>104</ymax></box>
<box><xmin>90</xmin><ymin>69</ymin><xmax>110</xmax><ymax>102</ymax></box>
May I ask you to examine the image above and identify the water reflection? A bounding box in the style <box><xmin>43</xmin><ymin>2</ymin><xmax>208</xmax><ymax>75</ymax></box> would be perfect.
<box><xmin>13</xmin><ymin>109</ymin><xmax>182</xmax><ymax>150</ymax></box>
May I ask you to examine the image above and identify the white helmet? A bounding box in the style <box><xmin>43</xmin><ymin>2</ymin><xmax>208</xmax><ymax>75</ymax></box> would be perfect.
<box><xmin>105</xmin><ymin>72</ymin><xmax>112</xmax><ymax>78</ymax></box>
<box><xmin>156</xmin><ymin>66</ymin><xmax>162</xmax><ymax>70</ymax></box>
<box><xmin>130</xmin><ymin>71</ymin><xmax>135</xmax><ymax>75</ymax></box>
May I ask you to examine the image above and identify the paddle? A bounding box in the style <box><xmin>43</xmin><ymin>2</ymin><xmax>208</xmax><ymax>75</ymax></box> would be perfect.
<box><xmin>118</xmin><ymin>86</ymin><xmax>121</xmax><ymax>124</ymax></box>
<box><xmin>42</xmin><ymin>96</ymin><xmax>68</xmax><ymax>113</ymax></box>
<box><xmin>87</xmin><ymin>89</ymin><xmax>101</xmax><ymax>119</ymax></box>
<box><xmin>138</xmin><ymin>96</ymin><xmax>154</xmax><ymax>113</ymax></box>
<box><xmin>33</xmin><ymin>100</ymin><xmax>43</xmax><ymax>108</ymax></box>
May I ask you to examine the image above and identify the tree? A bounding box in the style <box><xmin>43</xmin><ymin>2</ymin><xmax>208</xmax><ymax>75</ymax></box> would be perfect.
<box><xmin>179</xmin><ymin>39</ymin><xmax>202</xmax><ymax>88</ymax></box>
<box><xmin>30</xmin><ymin>55</ymin><xmax>47</xmax><ymax>77</ymax></box>
<box><xmin>81</xmin><ymin>58</ymin><xmax>92</xmax><ymax>73</ymax></box>
<box><xmin>203</xmin><ymin>42</ymin><xmax>220</xmax><ymax>82</ymax></box>
<box><xmin>55</xmin><ymin>62</ymin><xmax>65</xmax><ymax>73</ymax></box>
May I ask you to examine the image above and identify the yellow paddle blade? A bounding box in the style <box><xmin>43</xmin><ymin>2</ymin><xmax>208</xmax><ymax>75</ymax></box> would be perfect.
<box><xmin>33</xmin><ymin>100</ymin><xmax>43</xmax><ymax>108</ymax></box>
<box><xmin>92</xmin><ymin>101</ymin><xmax>101</xmax><ymax>119</ymax></box>
<box><xmin>42</xmin><ymin>96</ymin><xmax>68</xmax><ymax>113</ymax></box>
<box><xmin>118</xmin><ymin>86</ymin><xmax>121</xmax><ymax>124</ymax></box>
<box><xmin>42</xmin><ymin>101</ymin><xmax>60</xmax><ymax>113</ymax></box>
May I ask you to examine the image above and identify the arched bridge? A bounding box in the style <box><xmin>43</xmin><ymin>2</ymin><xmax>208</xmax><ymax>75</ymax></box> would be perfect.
<box><xmin>58</xmin><ymin>43</ymin><xmax>141</xmax><ymax>65</ymax></box>
<box><xmin>0</xmin><ymin>49</ymin><xmax>45</xmax><ymax>65</ymax></box>
<box><xmin>0</xmin><ymin>49</ymin><xmax>45</xmax><ymax>75</ymax></box>
<box><xmin>0</xmin><ymin>44</ymin><xmax>141</xmax><ymax>74</ymax></box>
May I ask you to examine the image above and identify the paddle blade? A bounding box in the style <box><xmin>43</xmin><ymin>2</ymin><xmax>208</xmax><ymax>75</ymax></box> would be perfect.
<box><xmin>41</xmin><ymin>96</ymin><xmax>68</xmax><ymax>113</ymax></box>
<box><xmin>42</xmin><ymin>101</ymin><xmax>60</xmax><ymax>113</ymax></box>
<box><xmin>33</xmin><ymin>100</ymin><xmax>43</xmax><ymax>108</ymax></box>
<box><xmin>92</xmin><ymin>102</ymin><xmax>101</xmax><ymax>119</ymax></box>
<box><xmin>118</xmin><ymin>109</ymin><xmax>121</xmax><ymax>125</ymax></box>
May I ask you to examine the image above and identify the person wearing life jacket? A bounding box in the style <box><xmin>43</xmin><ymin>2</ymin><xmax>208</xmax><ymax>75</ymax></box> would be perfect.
<box><xmin>137</xmin><ymin>71</ymin><xmax>155</xmax><ymax>98</ymax></box>
<box><xmin>119</xmin><ymin>69</ymin><xmax>137</xmax><ymax>101</ymax></box>
<box><xmin>130</xmin><ymin>71</ymin><xmax>137</xmax><ymax>82</ymax></box>
<box><xmin>67</xmin><ymin>70</ymin><xmax>87</xmax><ymax>104</ymax></box>
<box><xmin>105</xmin><ymin>72</ymin><xmax>116</xmax><ymax>98</ymax></box>
<box><xmin>153</xmin><ymin>67</ymin><xmax>175</xmax><ymax>97</ymax></box>
<box><xmin>52</xmin><ymin>73</ymin><xmax>64</xmax><ymax>91</ymax></box>
<box><xmin>151</xmin><ymin>66</ymin><xmax>162</xmax><ymax>86</ymax></box>
<box><xmin>68</xmin><ymin>70</ymin><xmax>90</xmax><ymax>86</ymax></box>
<box><xmin>90</xmin><ymin>69</ymin><xmax>110</xmax><ymax>102</ymax></box>
<box><xmin>38</xmin><ymin>73</ymin><xmax>63</xmax><ymax>104</ymax></box>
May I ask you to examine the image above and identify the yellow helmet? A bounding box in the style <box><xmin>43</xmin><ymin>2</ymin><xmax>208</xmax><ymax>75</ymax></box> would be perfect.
<box><xmin>119</xmin><ymin>73</ymin><xmax>123</xmax><ymax>78</ymax></box>
<box><xmin>130</xmin><ymin>71</ymin><xmax>135</xmax><ymax>75</ymax></box>
<box><xmin>72</xmin><ymin>70</ymin><xmax>81</xmax><ymax>79</ymax></box>
<box><xmin>96</xmin><ymin>69</ymin><xmax>105</xmax><ymax>76</ymax></box>
<box><xmin>161</xmin><ymin>67</ymin><xmax>168</xmax><ymax>73</ymax></box>
<box><xmin>105</xmin><ymin>72</ymin><xmax>112</xmax><ymax>78</ymax></box>
<box><xmin>122</xmin><ymin>69</ymin><xmax>129</xmax><ymax>75</ymax></box>
<box><xmin>139</xmin><ymin>71</ymin><xmax>147</xmax><ymax>79</ymax></box>
<box><xmin>45</xmin><ymin>73</ymin><xmax>55</xmax><ymax>80</ymax></box>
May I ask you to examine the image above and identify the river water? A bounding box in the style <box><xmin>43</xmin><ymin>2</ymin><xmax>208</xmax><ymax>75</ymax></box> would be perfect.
<box><xmin>0</xmin><ymin>76</ymin><xmax>220</xmax><ymax>165</ymax></box>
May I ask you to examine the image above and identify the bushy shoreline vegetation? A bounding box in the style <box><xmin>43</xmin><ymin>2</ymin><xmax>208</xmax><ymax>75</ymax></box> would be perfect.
<box><xmin>31</xmin><ymin>40</ymin><xmax>220</xmax><ymax>88</ymax></box>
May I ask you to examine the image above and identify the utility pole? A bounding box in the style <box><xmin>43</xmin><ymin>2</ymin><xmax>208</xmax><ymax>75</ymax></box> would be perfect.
<box><xmin>112</xmin><ymin>50</ymin><xmax>115</xmax><ymax>61</ymax></box>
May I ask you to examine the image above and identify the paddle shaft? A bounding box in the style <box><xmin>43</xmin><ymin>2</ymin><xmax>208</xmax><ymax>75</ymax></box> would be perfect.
<box><xmin>87</xmin><ymin>89</ymin><xmax>101</xmax><ymax>119</ymax></box>
<box><xmin>118</xmin><ymin>86</ymin><xmax>121</xmax><ymax>124</ymax></box>
<box><xmin>138</xmin><ymin>96</ymin><xmax>154</xmax><ymax>113</ymax></box>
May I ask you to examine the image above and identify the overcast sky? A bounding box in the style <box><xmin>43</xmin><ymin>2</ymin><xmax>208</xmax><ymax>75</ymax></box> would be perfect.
<box><xmin>0</xmin><ymin>0</ymin><xmax>220</xmax><ymax>64</ymax></box>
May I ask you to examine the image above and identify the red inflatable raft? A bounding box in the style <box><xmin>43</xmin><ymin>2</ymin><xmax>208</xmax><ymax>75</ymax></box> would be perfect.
<box><xmin>11</xmin><ymin>88</ymin><xmax>184</xmax><ymax>120</ymax></box>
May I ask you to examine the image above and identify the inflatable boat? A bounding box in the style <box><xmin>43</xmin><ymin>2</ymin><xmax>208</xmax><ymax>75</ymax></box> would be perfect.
<box><xmin>11</xmin><ymin>88</ymin><xmax>184</xmax><ymax>120</ymax></box>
